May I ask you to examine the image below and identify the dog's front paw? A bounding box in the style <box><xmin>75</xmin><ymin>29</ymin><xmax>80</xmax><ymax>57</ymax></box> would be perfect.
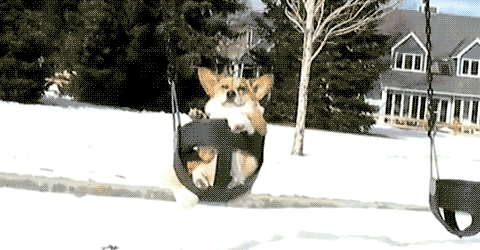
<box><xmin>188</xmin><ymin>108</ymin><xmax>207</xmax><ymax>120</ymax></box>
<box><xmin>174</xmin><ymin>188</ymin><xmax>199</xmax><ymax>209</ymax></box>
<box><xmin>228</xmin><ymin>117</ymin><xmax>254</xmax><ymax>134</ymax></box>
<box><xmin>245</xmin><ymin>124</ymin><xmax>255</xmax><ymax>135</ymax></box>
<box><xmin>192</xmin><ymin>169</ymin><xmax>210</xmax><ymax>190</ymax></box>
<box><xmin>227</xmin><ymin>177</ymin><xmax>245</xmax><ymax>189</ymax></box>
<box><xmin>231</xmin><ymin>123</ymin><xmax>245</xmax><ymax>134</ymax></box>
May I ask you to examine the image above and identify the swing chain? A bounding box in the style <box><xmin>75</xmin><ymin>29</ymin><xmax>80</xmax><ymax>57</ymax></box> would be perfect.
<box><xmin>424</xmin><ymin>0</ymin><xmax>439</xmax><ymax>179</ymax></box>
<box><xmin>424</xmin><ymin>0</ymin><xmax>435</xmax><ymax>138</ymax></box>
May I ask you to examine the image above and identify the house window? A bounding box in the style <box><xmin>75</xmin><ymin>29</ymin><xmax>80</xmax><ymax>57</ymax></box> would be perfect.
<box><xmin>461</xmin><ymin>59</ymin><xmax>480</xmax><ymax>76</ymax></box>
<box><xmin>472</xmin><ymin>101</ymin><xmax>479</xmax><ymax>124</ymax></box>
<box><xmin>394</xmin><ymin>53</ymin><xmax>423</xmax><ymax>72</ymax></box>
<box><xmin>405</xmin><ymin>55</ymin><xmax>413</xmax><ymax>70</ymax></box>
<box><xmin>463</xmin><ymin>60</ymin><xmax>469</xmax><ymax>74</ymax></box>
<box><xmin>454</xmin><ymin>100</ymin><xmax>461</xmax><ymax>118</ymax></box>
<box><xmin>419</xmin><ymin>96</ymin><xmax>427</xmax><ymax>119</ymax></box>
<box><xmin>385</xmin><ymin>93</ymin><xmax>392</xmax><ymax>115</ymax></box>
<box><xmin>396</xmin><ymin>56</ymin><xmax>402</xmax><ymax>69</ymax></box>
<box><xmin>411</xmin><ymin>96</ymin><xmax>419</xmax><ymax>118</ymax></box>
<box><xmin>440</xmin><ymin>100</ymin><xmax>448</xmax><ymax>123</ymax></box>
<box><xmin>242</xmin><ymin>67</ymin><xmax>256</xmax><ymax>78</ymax></box>
<box><xmin>402</xmin><ymin>95</ymin><xmax>410</xmax><ymax>117</ymax></box>
<box><xmin>463</xmin><ymin>100</ymin><xmax>470</xmax><ymax>120</ymax></box>
<box><xmin>394</xmin><ymin>94</ymin><xmax>402</xmax><ymax>116</ymax></box>
<box><xmin>473</xmin><ymin>61</ymin><xmax>479</xmax><ymax>75</ymax></box>
<box><xmin>415</xmin><ymin>56</ymin><xmax>422</xmax><ymax>70</ymax></box>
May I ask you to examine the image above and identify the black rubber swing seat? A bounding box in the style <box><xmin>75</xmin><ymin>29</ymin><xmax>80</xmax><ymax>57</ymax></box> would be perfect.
<box><xmin>430</xmin><ymin>178</ymin><xmax>480</xmax><ymax>238</ymax></box>
<box><xmin>173</xmin><ymin>119</ymin><xmax>265</xmax><ymax>202</ymax></box>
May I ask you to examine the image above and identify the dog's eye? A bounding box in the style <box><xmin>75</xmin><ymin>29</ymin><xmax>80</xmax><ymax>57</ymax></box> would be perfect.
<box><xmin>238</xmin><ymin>86</ymin><xmax>247</xmax><ymax>92</ymax></box>
<box><xmin>221</xmin><ymin>85</ymin><xmax>228</xmax><ymax>89</ymax></box>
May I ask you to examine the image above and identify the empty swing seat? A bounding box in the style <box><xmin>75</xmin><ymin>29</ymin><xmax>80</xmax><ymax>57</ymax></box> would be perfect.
<box><xmin>430</xmin><ymin>178</ymin><xmax>480</xmax><ymax>237</ymax></box>
<box><xmin>173</xmin><ymin>119</ymin><xmax>265</xmax><ymax>202</ymax></box>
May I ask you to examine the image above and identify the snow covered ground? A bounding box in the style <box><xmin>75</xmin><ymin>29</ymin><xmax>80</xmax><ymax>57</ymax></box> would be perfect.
<box><xmin>1</xmin><ymin>94</ymin><xmax>480</xmax><ymax>249</ymax></box>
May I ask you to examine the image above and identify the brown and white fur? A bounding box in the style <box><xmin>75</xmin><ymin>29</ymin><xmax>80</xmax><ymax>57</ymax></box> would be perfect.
<box><xmin>160</xmin><ymin>67</ymin><xmax>273</xmax><ymax>209</ymax></box>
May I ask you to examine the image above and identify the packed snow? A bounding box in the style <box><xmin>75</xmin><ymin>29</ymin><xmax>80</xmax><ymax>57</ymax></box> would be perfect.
<box><xmin>1</xmin><ymin>94</ymin><xmax>480</xmax><ymax>249</ymax></box>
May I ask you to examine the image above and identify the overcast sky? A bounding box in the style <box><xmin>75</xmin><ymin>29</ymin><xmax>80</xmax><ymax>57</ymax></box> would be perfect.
<box><xmin>400</xmin><ymin>0</ymin><xmax>480</xmax><ymax>17</ymax></box>
<box><xmin>248</xmin><ymin>0</ymin><xmax>480</xmax><ymax>17</ymax></box>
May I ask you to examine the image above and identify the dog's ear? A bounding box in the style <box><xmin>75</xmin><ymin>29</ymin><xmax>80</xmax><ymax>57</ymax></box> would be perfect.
<box><xmin>198</xmin><ymin>67</ymin><xmax>218</xmax><ymax>97</ymax></box>
<box><xmin>250</xmin><ymin>74</ymin><xmax>274</xmax><ymax>101</ymax></box>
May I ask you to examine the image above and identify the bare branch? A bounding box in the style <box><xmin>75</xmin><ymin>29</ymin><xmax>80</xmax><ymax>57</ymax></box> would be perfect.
<box><xmin>313</xmin><ymin>0</ymin><xmax>325</xmax><ymax>31</ymax></box>
<box><xmin>330</xmin><ymin>1</ymin><xmax>396</xmax><ymax>38</ymax></box>
<box><xmin>286</xmin><ymin>0</ymin><xmax>301</xmax><ymax>19</ymax></box>
<box><xmin>310</xmin><ymin>0</ymin><xmax>399</xmax><ymax>63</ymax></box>
<box><xmin>314</xmin><ymin>0</ymin><xmax>368</xmax><ymax>39</ymax></box>
<box><xmin>310</xmin><ymin>31</ymin><xmax>331</xmax><ymax>63</ymax></box>
<box><xmin>326</xmin><ymin>0</ymin><xmax>374</xmax><ymax>37</ymax></box>
<box><xmin>312</xmin><ymin>0</ymin><xmax>355</xmax><ymax>41</ymax></box>
<box><xmin>287</xmin><ymin>0</ymin><xmax>305</xmax><ymax>23</ymax></box>
<box><xmin>285</xmin><ymin>9</ymin><xmax>306</xmax><ymax>33</ymax></box>
<box><xmin>285</xmin><ymin>0</ymin><xmax>306</xmax><ymax>33</ymax></box>
<box><xmin>313</xmin><ymin>0</ymin><xmax>399</xmax><ymax>42</ymax></box>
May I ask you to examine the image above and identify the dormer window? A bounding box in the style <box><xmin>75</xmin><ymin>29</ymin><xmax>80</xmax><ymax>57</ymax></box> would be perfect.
<box><xmin>452</xmin><ymin>38</ymin><xmax>480</xmax><ymax>77</ymax></box>
<box><xmin>395</xmin><ymin>53</ymin><xmax>423</xmax><ymax>71</ymax></box>
<box><xmin>461</xmin><ymin>59</ymin><xmax>480</xmax><ymax>76</ymax></box>
<box><xmin>391</xmin><ymin>32</ymin><xmax>427</xmax><ymax>73</ymax></box>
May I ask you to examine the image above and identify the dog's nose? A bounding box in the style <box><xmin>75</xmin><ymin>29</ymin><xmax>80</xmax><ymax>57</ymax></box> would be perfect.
<box><xmin>226</xmin><ymin>90</ymin><xmax>236</xmax><ymax>99</ymax></box>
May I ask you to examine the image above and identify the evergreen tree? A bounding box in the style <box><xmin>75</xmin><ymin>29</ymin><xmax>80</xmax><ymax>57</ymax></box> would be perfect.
<box><xmin>0</xmin><ymin>0</ymin><xmax>245</xmax><ymax>108</ymax></box>
<box><xmin>307</xmin><ymin>22</ymin><xmax>391</xmax><ymax>132</ymax></box>
<box><xmin>72</xmin><ymin>0</ymin><xmax>245</xmax><ymax>110</ymax></box>
<box><xmin>0</xmin><ymin>0</ymin><xmax>70</xmax><ymax>103</ymax></box>
<box><xmin>147</xmin><ymin>0</ymin><xmax>246</xmax><ymax>112</ymax></box>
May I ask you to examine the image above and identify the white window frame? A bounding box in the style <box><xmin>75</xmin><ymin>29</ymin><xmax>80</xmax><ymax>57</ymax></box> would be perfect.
<box><xmin>391</xmin><ymin>32</ymin><xmax>428</xmax><ymax>72</ymax></box>
<box><xmin>394</xmin><ymin>53</ymin><xmax>424</xmax><ymax>72</ymax></box>
<box><xmin>460</xmin><ymin>58</ymin><xmax>480</xmax><ymax>78</ymax></box>
<box><xmin>452</xmin><ymin>37</ymin><xmax>480</xmax><ymax>76</ymax></box>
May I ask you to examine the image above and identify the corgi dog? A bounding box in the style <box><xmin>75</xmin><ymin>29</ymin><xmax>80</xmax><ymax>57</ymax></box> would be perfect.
<box><xmin>159</xmin><ymin>67</ymin><xmax>273</xmax><ymax>209</ymax></box>
<box><xmin>189</xmin><ymin>67</ymin><xmax>274</xmax><ymax>190</ymax></box>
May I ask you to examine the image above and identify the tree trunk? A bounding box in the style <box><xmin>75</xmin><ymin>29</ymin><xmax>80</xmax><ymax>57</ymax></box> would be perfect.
<box><xmin>291</xmin><ymin>0</ymin><xmax>315</xmax><ymax>156</ymax></box>
<box><xmin>240</xmin><ymin>63</ymin><xmax>244</xmax><ymax>78</ymax></box>
<box><xmin>233</xmin><ymin>63</ymin><xmax>240</xmax><ymax>78</ymax></box>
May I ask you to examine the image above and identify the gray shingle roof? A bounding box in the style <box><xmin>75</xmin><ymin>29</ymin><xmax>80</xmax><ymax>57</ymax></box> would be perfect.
<box><xmin>449</xmin><ymin>37</ymin><xmax>474</xmax><ymax>58</ymax></box>
<box><xmin>377</xmin><ymin>9</ymin><xmax>480</xmax><ymax>60</ymax></box>
<box><xmin>381</xmin><ymin>71</ymin><xmax>480</xmax><ymax>97</ymax></box>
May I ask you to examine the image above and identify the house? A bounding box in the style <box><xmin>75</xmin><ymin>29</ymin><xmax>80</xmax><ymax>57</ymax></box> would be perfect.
<box><xmin>371</xmin><ymin>8</ymin><xmax>480</xmax><ymax>129</ymax></box>
<box><xmin>223</xmin><ymin>10</ymin><xmax>275</xmax><ymax>78</ymax></box>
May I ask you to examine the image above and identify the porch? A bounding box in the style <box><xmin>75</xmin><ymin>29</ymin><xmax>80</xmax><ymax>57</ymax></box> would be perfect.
<box><xmin>375</xmin><ymin>87</ymin><xmax>480</xmax><ymax>134</ymax></box>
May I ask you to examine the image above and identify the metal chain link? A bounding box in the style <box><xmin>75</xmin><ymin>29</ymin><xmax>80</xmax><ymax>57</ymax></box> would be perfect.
<box><xmin>425</xmin><ymin>0</ymin><xmax>440</xmax><ymax>179</ymax></box>
<box><xmin>425</xmin><ymin>0</ymin><xmax>435</xmax><ymax>138</ymax></box>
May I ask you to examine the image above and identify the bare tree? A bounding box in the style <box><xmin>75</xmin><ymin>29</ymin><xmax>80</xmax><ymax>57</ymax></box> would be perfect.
<box><xmin>286</xmin><ymin>0</ymin><xmax>399</xmax><ymax>155</ymax></box>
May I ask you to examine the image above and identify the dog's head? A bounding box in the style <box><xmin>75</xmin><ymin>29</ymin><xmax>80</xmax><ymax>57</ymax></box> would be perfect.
<box><xmin>198</xmin><ymin>67</ymin><xmax>273</xmax><ymax>107</ymax></box>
